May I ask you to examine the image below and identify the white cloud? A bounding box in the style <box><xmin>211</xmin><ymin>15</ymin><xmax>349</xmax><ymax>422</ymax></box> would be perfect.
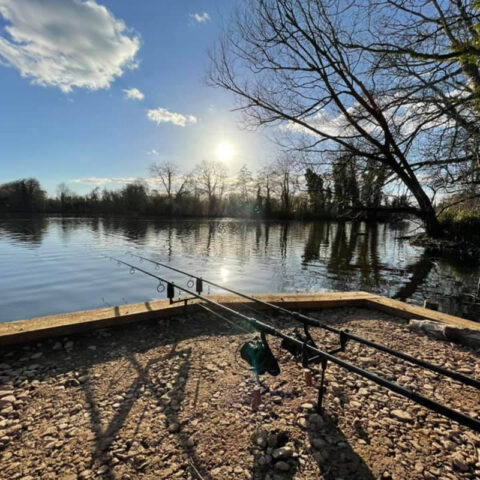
<box><xmin>0</xmin><ymin>0</ymin><xmax>141</xmax><ymax>92</ymax></box>
<box><xmin>123</xmin><ymin>87</ymin><xmax>144</xmax><ymax>100</ymax></box>
<box><xmin>147</xmin><ymin>149</ymin><xmax>159</xmax><ymax>156</ymax></box>
<box><xmin>72</xmin><ymin>177</ymin><xmax>163</xmax><ymax>188</ymax></box>
<box><xmin>190</xmin><ymin>12</ymin><xmax>210</xmax><ymax>23</ymax></box>
<box><xmin>147</xmin><ymin>107</ymin><xmax>197</xmax><ymax>127</ymax></box>
<box><xmin>72</xmin><ymin>177</ymin><xmax>128</xmax><ymax>186</ymax></box>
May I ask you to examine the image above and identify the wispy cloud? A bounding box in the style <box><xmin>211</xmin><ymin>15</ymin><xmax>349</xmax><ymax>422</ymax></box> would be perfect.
<box><xmin>147</xmin><ymin>149</ymin><xmax>159</xmax><ymax>156</ymax></box>
<box><xmin>123</xmin><ymin>87</ymin><xmax>144</xmax><ymax>100</ymax></box>
<box><xmin>190</xmin><ymin>12</ymin><xmax>210</xmax><ymax>23</ymax></box>
<box><xmin>72</xmin><ymin>177</ymin><xmax>161</xmax><ymax>188</ymax></box>
<box><xmin>0</xmin><ymin>0</ymin><xmax>140</xmax><ymax>92</ymax></box>
<box><xmin>147</xmin><ymin>107</ymin><xmax>197</xmax><ymax>127</ymax></box>
<box><xmin>72</xmin><ymin>177</ymin><xmax>133</xmax><ymax>186</ymax></box>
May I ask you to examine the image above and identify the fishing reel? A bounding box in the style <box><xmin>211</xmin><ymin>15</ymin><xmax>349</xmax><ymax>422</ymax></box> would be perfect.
<box><xmin>240</xmin><ymin>331</ymin><xmax>280</xmax><ymax>377</ymax></box>
<box><xmin>281</xmin><ymin>326</ymin><xmax>321</xmax><ymax>366</ymax></box>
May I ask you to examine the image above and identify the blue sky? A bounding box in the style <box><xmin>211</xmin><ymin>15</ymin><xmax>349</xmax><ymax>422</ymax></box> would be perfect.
<box><xmin>0</xmin><ymin>0</ymin><xmax>273</xmax><ymax>195</ymax></box>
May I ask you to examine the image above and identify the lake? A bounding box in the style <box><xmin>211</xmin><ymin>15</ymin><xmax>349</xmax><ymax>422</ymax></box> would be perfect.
<box><xmin>0</xmin><ymin>216</ymin><xmax>479</xmax><ymax>323</ymax></box>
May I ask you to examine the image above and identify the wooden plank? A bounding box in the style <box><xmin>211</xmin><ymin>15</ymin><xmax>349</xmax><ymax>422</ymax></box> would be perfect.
<box><xmin>365</xmin><ymin>295</ymin><xmax>480</xmax><ymax>330</ymax></box>
<box><xmin>0</xmin><ymin>292</ymin><xmax>374</xmax><ymax>346</ymax></box>
<box><xmin>1</xmin><ymin>290</ymin><xmax>478</xmax><ymax>346</ymax></box>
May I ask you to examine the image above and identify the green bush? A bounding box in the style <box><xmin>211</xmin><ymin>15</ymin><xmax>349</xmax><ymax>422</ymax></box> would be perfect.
<box><xmin>439</xmin><ymin>208</ymin><xmax>480</xmax><ymax>240</ymax></box>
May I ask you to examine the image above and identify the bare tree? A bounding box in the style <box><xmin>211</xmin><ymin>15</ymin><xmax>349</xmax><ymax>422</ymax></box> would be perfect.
<box><xmin>193</xmin><ymin>160</ymin><xmax>227</xmax><ymax>214</ymax></box>
<box><xmin>236</xmin><ymin>164</ymin><xmax>254</xmax><ymax>202</ymax></box>
<box><xmin>208</xmin><ymin>0</ymin><xmax>471</xmax><ymax>235</ymax></box>
<box><xmin>149</xmin><ymin>160</ymin><xmax>187</xmax><ymax>214</ymax></box>
<box><xmin>149</xmin><ymin>160</ymin><xmax>187</xmax><ymax>199</ymax></box>
<box><xmin>256</xmin><ymin>164</ymin><xmax>276</xmax><ymax>215</ymax></box>
<box><xmin>270</xmin><ymin>155</ymin><xmax>299</xmax><ymax>216</ymax></box>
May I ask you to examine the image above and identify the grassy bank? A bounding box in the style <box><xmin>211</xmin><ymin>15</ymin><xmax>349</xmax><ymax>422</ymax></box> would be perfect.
<box><xmin>438</xmin><ymin>200</ymin><xmax>480</xmax><ymax>243</ymax></box>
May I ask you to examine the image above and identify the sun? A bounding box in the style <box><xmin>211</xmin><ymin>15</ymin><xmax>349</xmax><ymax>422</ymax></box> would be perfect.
<box><xmin>216</xmin><ymin>142</ymin><xmax>235</xmax><ymax>163</ymax></box>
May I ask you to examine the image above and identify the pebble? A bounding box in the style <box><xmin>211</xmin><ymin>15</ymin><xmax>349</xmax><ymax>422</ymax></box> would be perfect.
<box><xmin>0</xmin><ymin>395</ymin><xmax>16</xmax><ymax>407</ymax></box>
<box><xmin>311</xmin><ymin>438</ymin><xmax>327</xmax><ymax>449</ymax></box>
<box><xmin>274</xmin><ymin>461</ymin><xmax>290</xmax><ymax>472</ymax></box>
<box><xmin>452</xmin><ymin>455</ymin><xmax>469</xmax><ymax>472</ymax></box>
<box><xmin>256</xmin><ymin>435</ymin><xmax>267</xmax><ymax>449</ymax></box>
<box><xmin>272</xmin><ymin>446</ymin><xmax>293</xmax><ymax>460</ymax></box>
<box><xmin>391</xmin><ymin>409</ymin><xmax>413</xmax><ymax>422</ymax></box>
<box><xmin>168</xmin><ymin>423</ymin><xmax>180</xmax><ymax>433</ymax></box>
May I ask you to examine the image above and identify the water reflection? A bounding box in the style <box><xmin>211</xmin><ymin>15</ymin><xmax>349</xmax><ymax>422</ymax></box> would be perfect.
<box><xmin>0</xmin><ymin>216</ymin><xmax>49</xmax><ymax>246</ymax></box>
<box><xmin>0</xmin><ymin>216</ymin><xmax>479</xmax><ymax>322</ymax></box>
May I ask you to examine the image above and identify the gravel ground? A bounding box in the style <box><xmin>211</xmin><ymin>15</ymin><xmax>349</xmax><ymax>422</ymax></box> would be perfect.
<box><xmin>1</xmin><ymin>306</ymin><xmax>480</xmax><ymax>480</ymax></box>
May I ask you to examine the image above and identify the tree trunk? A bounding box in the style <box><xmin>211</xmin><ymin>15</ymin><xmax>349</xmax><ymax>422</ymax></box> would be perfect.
<box><xmin>397</xmin><ymin>167</ymin><xmax>444</xmax><ymax>238</ymax></box>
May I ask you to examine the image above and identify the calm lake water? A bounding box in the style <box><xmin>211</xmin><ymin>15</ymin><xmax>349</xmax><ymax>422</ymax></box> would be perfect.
<box><xmin>0</xmin><ymin>216</ymin><xmax>479</xmax><ymax>323</ymax></box>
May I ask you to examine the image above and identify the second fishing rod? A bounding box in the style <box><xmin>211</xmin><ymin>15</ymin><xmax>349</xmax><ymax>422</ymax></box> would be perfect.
<box><xmin>127</xmin><ymin>251</ymin><xmax>480</xmax><ymax>390</ymax></box>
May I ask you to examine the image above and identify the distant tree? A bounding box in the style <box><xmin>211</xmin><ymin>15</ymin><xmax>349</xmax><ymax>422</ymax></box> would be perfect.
<box><xmin>193</xmin><ymin>160</ymin><xmax>227</xmax><ymax>215</ymax></box>
<box><xmin>271</xmin><ymin>156</ymin><xmax>298</xmax><ymax>217</ymax></box>
<box><xmin>149</xmin><ymin>160</ymin><xmax>187</xmax><ymax>214</ymax></box>
<box><xmin>305</xmin><ymin>168</ymin><xmax>325</xmax><ymax>214</ymax></box>
<box><xmin>236</xmin><ymin>165</ymin><xmax>254</xmax><ymax>202</ymax></box>
<box><xmin>360</xmin><ymin>161</ymin><xmax>387</xmax><ymax>209</ymax></box>
<box><xmin>121</xmin><ymin>181</ymin><xmax>148</xmax><ymax>214</ymax></box>
<box><xmin>332</xmin><ymin>156</ymin><xmax>359</xmax><ymax>211</ymax></box>
<box><xmin>56</xmin><ymin>183</ymin><xmax>75</xmax><ymax>212</ymax></box>
<box><xmin>0</xmin><ymin>178</ymin><xmax>46</xmax><ymax>212</ymax></box>
<box><xmin>256</xmin><ymin>165</ymin><xmax>275</xmax><ymax>217</ymax></box>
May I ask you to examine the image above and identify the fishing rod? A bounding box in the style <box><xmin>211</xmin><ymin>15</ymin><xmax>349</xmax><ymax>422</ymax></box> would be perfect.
<box><xmin>128</xmin><ymin>252</ymin><xmax>480</xmax><ymax>390</ymax></box>
<box><xmin>107</xmin><ymin>255</ymin><xmax>480</xmax><ymax>433</ymax></box>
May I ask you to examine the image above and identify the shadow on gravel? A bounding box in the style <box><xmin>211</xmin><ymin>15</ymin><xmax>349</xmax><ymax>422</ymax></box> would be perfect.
<box><xmin>79</xmin><ymin>339</ymin><xmax>213</xmax><ymax>479</ymax></box>
<box><xmin>0</xmin><ymin>309</ymin><xmax>245</xmax><ymax>479</ymax></box>
<box><xmin>128</xmin><ymin>346</ymin><xmax>214</xmax><ymax>480</ymax></box>
<box><xmin>306</xmin><ymin>412</ymin><xmax>375</xmax><ymax>480</ymax></box>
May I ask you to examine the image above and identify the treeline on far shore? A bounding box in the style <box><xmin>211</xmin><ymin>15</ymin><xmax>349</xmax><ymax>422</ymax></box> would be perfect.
<box><xmin>1</xmin><ymin>166</ymin><xmax>478</xmax><ymax>242</ymax></box>
<box><xmin>0</xmin><ymin>159</ymin><xmax>399</xmax><ymax>221</ymax></box>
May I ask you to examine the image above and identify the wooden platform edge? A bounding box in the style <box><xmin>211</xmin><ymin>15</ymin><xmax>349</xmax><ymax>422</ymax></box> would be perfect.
<box><xmin>0</xmin><ymin>291</ymin><xmax>478</xmax><ymax>346</ymax></box>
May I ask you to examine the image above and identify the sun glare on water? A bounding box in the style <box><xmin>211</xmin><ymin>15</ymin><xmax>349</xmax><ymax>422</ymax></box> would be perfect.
<box><xmin>220</xmin><ymin>267</ymin><xmax>229</xmax><ymax>281</ymax></box>
<box><xmin>216</xmin><ymin>142</ymin><xmax>235</xmax><ymax>163</ymax></box>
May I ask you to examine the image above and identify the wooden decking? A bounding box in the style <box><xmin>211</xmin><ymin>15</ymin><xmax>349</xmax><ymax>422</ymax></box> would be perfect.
<box><xmin>0</xmin><ymin>291</ymin><xmax>478</xmax><ymax>346</ymax></box>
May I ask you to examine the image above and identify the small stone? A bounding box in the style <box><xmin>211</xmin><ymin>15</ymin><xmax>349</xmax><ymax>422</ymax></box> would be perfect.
<box><xmin>64</xmin><ymin>341</ymin><xmax>74</xmax><ymax>350</ymax></box>
<box><xmin>272</xmin><ymin>447</ymin><xmax>293</xmax><ymax>460</ymax></box>
<box><xmin>300</xmin><ymin>402</ymin><xmax>314</xmax><ymax>411</ymax></box>
<box><xmin>414</xmin><ymin>462</ymin><xmax>424</xmax><ymax>473</ymax></box>
<box><xmin>309</xmin><ymin>413</ymin><xmax>324</xmax><ymax>425</ymax></box>
<box><xmin>168</xmin><ymin>423</ymin><xmax>180</xmax><ymax>433</ymax></box>
<box><xmin>391</xmin><ymin>410</ymin><xmax>413</xmax><ymax>422</ymax></box>
<box><xmin>256</xmin><ymin>435</ymin><xmax>267</xmax><ymax>449</ymax></box>
<box><xmin>274</xmin><ymin>461</ymin><xmax>290</xmax><ymax>472</ymax></box>
<box><xmin>297</xmin><ymin>417</ymin><xmax>308</xmax><ymax>429</ymax></box>
<box><xmin>452</xmin><ymin>455</ymin><xmax>469</xmax><ymax>472</ymax></box>
<box><xmin>0</xmin><ymin>395</ymin><xmax>15</xmax><ymax>407</ymax></box>
<box><xmin>311</xmin><ymin>438</ymin><xmax>326</xmax><ymax>449</ymax></box>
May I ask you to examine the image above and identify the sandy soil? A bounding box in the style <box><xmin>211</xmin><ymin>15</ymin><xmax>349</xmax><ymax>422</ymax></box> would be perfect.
<box><xmin>1</xmin><ymin>306</ymin><xmax>480</xmax><ymax>480</ymax></box>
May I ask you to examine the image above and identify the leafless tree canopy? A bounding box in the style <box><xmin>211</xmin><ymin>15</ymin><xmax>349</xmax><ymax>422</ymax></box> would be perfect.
<box><xmin>149</xmin><ymin>160</ymin><xmax>187</xmax><ymax>200</ymax></box>
<box><xmin>208</xmin><ymin>0</ymin><xmax>480</xmax><ymax>235</ymax></box>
